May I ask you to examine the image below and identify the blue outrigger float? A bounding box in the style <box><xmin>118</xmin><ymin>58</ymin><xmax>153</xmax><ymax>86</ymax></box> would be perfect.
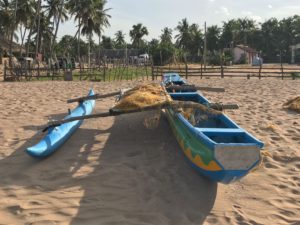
<box><xmin>162</xmin><ymin>73</ymin><xmax>264</xmax><ymax>184</ymax></box>
<box><xmin>26</xmin><ymin>89</ymin><xmax>95</xmax><ymax>158</ymax></box>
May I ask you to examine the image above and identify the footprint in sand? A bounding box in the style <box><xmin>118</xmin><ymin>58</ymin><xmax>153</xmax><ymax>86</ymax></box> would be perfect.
<box><xmin>270</xmin><ymin>136</ymin><xmax>282</xmax><ymax>141</ymax></box>
<box><xmin>291</xmin><ymin>137</ymin><xmax>300</xmax><ymax>141</ymax></box>
<box><xmin>7</xmin><ymin>205</ymin><xmax>23</xmax><ymax>215</ymax></box>
<box><xmin>264</xmin><ymin>162</ymin><xmax>280</xmax><ymax>169</ymax></box>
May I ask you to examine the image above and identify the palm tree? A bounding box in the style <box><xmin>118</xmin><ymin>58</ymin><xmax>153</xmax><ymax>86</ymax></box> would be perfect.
<box><xmin>160</xmin><ymin>27</ymin><xmax>172</xmax><ymax>44</ymax></box>
<box><xmin>237</xmin><ymin>18</ymin><xmax>256</xmax><ymax>45</ymax></box>
<box><xmin>67</xmin><ymin>0</ymin><xmax>110</xmax><ymax>65</ymax></box>
<box><xmin>16</xmin><ymin>0</ymin><xmax>35</xmax><ymax>55</ymax></box>
<box><xmin>129</xmin><ymin>23</ymin><xmax>149</xmax><ymax>49</ymax></box>
<box><xmin>31</xmin><ymin>10</ymin><xmax>53</xmax><ymax>57</ymax></box>
<box><xmin>45</xmin><ymin>0</ymin><xmax>69</xmax><ymax>61</ymax></box>
<box><xmin>175</xmin><ymin>18</ymin><xmax>190</xmax><ymax>51</ymax></box>
<box><xmin>94</xmin><ymin>0</ymin><xmax>110</xmax><ymax>63</ymax></box>
<box><xmin>67</xmin><ymin>0</ymin><xmax>86</xmax><ymax>62</ymax></box>
<box><xmin>0</xmin><ymin>0</ymin><xmax>13</xmax><ymax>40</ymax></box>
<box><xmin>159</xmin><ymin>28</ymin><xmax>175</xmax><ymax>65</ymax></box>
<box><xmin>114</xmin><ymin>30</ymin><xmax>125</xmax><ymax>48</ymax></box>
<box><xmin>102</xmin><ymin>35</ymin><xmax>113</xmax><ymax>49</ymax></box>
<box><xmin>34</xmin><ymin>0</ymin><xmax>41</xmax><ymax>58</ymax></box>
<box><xmin>206</xmin><ymin>25</ymin><xmax>221</xmax><ymax>52</ymax></box>
<box><xmin>7</xmin><ymin>0</ymin><xmax>18</xmax><ymax>63</ymax></box>
<box><xmin>260</xmin><ymin>18</ymin><xmax>280</xmax><ymax>62</ymax></box>
<box><xmin>188</xmin><ymin>23</ymin><xmax>203</xmax><ymax>56</ymax></box>
<box><xmin>219</xmin><ymin>19</ymin><xmax>239</xmax><ymax>49</ymax></box>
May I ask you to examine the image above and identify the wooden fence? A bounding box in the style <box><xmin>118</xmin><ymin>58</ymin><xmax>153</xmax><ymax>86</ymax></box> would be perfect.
<box><xmin>151</xmin><ymin>64</ymin><xmax>300</xmax><ymax>80</ymax></box>
<box><xmin>2</xmin><ymin>62</ymin><xmax>300</xmax><ymax>81</ymax></box>
<box><xmin>2</xmin><ymin>62</ymin><xmax>151</xmax><ymax>82</ymax></box>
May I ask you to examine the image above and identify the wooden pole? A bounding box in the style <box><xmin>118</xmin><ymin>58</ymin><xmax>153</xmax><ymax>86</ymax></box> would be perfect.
<box><xmin>160</xmin><ymin>50</ymin><xmax>162</xmax><ymax>66</ymax></box>
<box><xmin>258</xmin><ymin>63</ymin><xmax>262</xmax><ymax>79</ymax></box>
<box><xmin>145</xmin><ymin>64</ymin><xmax>148</xmax><ymax>80</ymax></box>
<box><xmin>166</xmin><ymin>85</ymin><xmax>225</xmax><ymax>92</ymax></box>
<box><xmin>151</xmin><ymin>65</ymin><xmax>154</xmax><ymax>81</ymax></box>
<box><xmin>221</xmin><ymin>66</ymin><xmax>224</xmax><ymax>78</ymax></box>
<box><xmin>35</xmin><ymin>0</ymin><xmax>41</xmax><ymax>58</ymax></box>
<box><xmin>67</xmin><ymin>91</ymin><xmax>120</xmax><ymax>103</ymax></box>
<box><xmin>9</xmin><ymin>0</ymin><xmax>18</xmax><ymax>67</ymax></box>
<box><xmin>4</xmin><ymin>62</ymin><xmax>7</xmax><ymax>81</ymax></box>
<box><xmin>280</xmin><ymin>51</ymin><xmax>284</xmax><ymax>80</ymax></box>
<box><xmin>37</xmin><ymin>61</ymin><xmax>40</xmax><ymax>80</ymax></box>
<box><xmin>185</xmin><ymin>62</ymin><xmax>188</xmax><ymax>79</ymax></box>
<box><xmin>204</xmin><ymin>22</ymin><xmax>207</xmax><ymax>70</ymax></box>
<box><xmin>200</xmin><ymin>63</ymin><xmax>203</xmax><ymax>79</ymax></box>
<box><xmin>126</xmin><ymin>65</ymin><xmax>129</xmax><ymax>80</ymax></box>
<box><xmin>44</xmin><ymin>100</ymin><xmax>238</xmax><ymax>131</ymax></box>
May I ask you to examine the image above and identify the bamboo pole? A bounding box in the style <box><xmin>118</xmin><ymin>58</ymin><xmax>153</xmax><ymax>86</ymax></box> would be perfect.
<box><xmin>166</xmin><ymin>85</ymin><xmax>225</xmax><ymax>92</ymax></box>
<box><xmin>43</xmin><ymin>100</ymin><xmax>238</xmax><ymax>131</ymax></box>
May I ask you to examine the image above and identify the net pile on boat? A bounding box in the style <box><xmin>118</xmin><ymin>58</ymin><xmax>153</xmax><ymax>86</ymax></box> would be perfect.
<box><xmin>111</xmin><ymin>83</ymin><xmax>222</xmax><ymax>126</ymax></box>
<box><xmin>112</xmin><ymin>83</ymin><xmax>168</xmax><ymax>111</ymax></box>
<box><xmin>283</xmin><ymin>96</ymin><xmax>300</xmax><ymax>112</ymax></box>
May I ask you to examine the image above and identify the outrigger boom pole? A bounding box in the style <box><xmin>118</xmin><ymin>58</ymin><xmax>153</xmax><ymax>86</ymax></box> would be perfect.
<box><xmin>43</xmin><ymin>101</ymin><xmax>238</xmax><ymax>132</ymax></box>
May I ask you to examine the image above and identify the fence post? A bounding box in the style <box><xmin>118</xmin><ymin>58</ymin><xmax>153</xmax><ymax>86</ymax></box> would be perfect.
<box><xmin>103</xmin><ymin>64</ymin><xmax>106</xmax><ymax>82</ymax></box>
<box><xmin>4</xmin><ymin>61</ymin><xmax>7</xmax><ymax>81</ymax></box>
<box><xmin>185</xmin><ymin>63</ymin><xmax>188</xmax><ymax>79</ymax></box>
<box><xmin>281</xmin><ymin>62</ymin><xmax>284</xmax><ymax>80</ymax></box>
<box><xmin>151</xmin><ymin>65</ymin><xmax>154</xmax><ymax>81</ymax></box>
<box><xmin>160</xmin><ymin>67</ymin><xmax>162</xmax><ymax>79</ymax></box>
<box><xmin>221</xmin><ymin>65</ymin><xmax>224</xmax><ymax>78</ymax></box>
<box><xmin>200</xmin><ymin>63</ymin><xmax>203</xmax><ymax>79</ymax></box>
<box><xmin>258</xmin><ymin>64</ymin><xmax>262</xmax><ymax>79</ymax></box>
<box><xmin>37</xmin><ymin>61</ymin><xmax>41</xmax><ymax>80</ymax></box>
<box><xmin>145</xmin><ymin>65</ymin><xmax>148</xmax><ymax>80</ymax></box>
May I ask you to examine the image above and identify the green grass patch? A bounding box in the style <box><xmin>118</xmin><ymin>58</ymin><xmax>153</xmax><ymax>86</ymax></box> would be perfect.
<box><xmin>291</xmin><ymin>72</ymin><xmax>300</xmax><ymax>80</ymax></box>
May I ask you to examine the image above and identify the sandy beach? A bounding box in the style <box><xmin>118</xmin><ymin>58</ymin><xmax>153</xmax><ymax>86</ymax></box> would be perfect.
<box><xmin>0</xmin><ymin>78</ymin><xmax>299</xmax><ymax>225</ymax></box>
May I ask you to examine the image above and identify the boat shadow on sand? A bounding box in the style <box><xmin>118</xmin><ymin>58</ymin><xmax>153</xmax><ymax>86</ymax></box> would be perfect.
<box><xmin>0</xmin><ymin>111</ymin><xmax>217</xmax><ymax>225</ymax></box>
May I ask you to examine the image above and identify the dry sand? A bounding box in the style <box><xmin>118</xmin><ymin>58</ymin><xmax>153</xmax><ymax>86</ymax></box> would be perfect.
<box><xmin>0</xmin><ymin>78</ymin><xmax>299</xmax><ymax>225</ymax></box>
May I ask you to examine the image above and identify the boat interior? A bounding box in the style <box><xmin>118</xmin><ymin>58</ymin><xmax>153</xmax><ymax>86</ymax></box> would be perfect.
<box><xmin>169</xmin><ymin>92</ymin><xmax>263</xmax><ymax>146</ymax></box>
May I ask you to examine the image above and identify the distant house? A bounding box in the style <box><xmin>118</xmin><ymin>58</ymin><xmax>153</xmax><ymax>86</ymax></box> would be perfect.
<box><xmin>0</xmin><ymin>37</ymin><xmax>25</xmax><ymax>53</ymax></box>
<box><xmin>0</xmin><ymin>37</ymin><xmax>25</xmax><ymax>64</ymax></box>
<box><xmin>233</xmin><ymin>45</ymin><xmax>258</xmax><ymax>64</ymax></box>
<box><xmin>290</xmin><ymin>43</ymin><xmax>300</xmax><ymax>63</ymax></box>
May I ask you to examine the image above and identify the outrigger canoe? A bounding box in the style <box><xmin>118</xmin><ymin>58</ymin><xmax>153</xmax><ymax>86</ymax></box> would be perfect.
<box><xmin>26</xmin><ymin>89</ymin><xmax>95</xmax><ymax>158</ymax></box>
<box><xmin>162</xmin><ymin>73</ymin><xmax>264</xmax><ymax>184</ymax></box>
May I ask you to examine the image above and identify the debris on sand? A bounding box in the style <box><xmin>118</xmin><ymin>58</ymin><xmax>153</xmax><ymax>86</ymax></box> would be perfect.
<box><xmin>283</xmin><ymin>96</ymin><xmax>300</xmax><ymax>112</ymax></box>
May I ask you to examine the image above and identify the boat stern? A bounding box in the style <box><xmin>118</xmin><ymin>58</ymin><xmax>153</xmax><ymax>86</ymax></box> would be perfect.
<box><xmin>215</xmin><ymin>144</ymin><xmax>261</xmax><ymax>171</ymax></box>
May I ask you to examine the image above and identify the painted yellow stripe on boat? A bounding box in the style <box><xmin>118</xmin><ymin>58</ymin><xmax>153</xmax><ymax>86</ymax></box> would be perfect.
<box><xmin>184</xmin><ymin>148</ymin><xmax>222</xmax><ymax>171</ymax></box>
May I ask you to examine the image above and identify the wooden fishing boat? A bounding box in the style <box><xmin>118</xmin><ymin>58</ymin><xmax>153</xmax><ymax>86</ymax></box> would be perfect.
<box><xmin>162</xmin><ymin>73</ymin><xmax>264</xmax><ymax>184</ymax></box>
<box><xmin>26</xmin><ymin>89</ymin><xmax>95</xmax><ymax>158</ymax></box>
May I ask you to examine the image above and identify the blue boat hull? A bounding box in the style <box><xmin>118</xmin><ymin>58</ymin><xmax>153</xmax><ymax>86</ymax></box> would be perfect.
<box><xmin>26</xmin><ymin>90</ymin><xmax>95</xmax><ymax>158</ymax></box>
<box><xmin>162</xmin><ymin>73</ymin><xmax>264</xmax><ymax>184</ymax></box>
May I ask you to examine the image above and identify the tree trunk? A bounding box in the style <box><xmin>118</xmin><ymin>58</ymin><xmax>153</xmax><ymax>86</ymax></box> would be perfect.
<box><xmin>35</xmin><ymin>0</ymin><xmax>42</xmax><ymax>59</ymax></box>
<box><xmin>50</xmin><ymin>0</ymin><xmax>64</xmax><ymax>63</ymax></box>
<box><xmin>77</xmin><ymin>18</ymin><xmax>81</xmax><ymax>65</ymax></box>
<box><xmin>9</xmin><ymin>0</ymin><xmax>18</xmax><ymax>66</ymax></box>
<box><xmin>19</xmin><ymin>25</ymin><xmax>27</xmax><ymax>56</ymax></box>
<box><xmin>26</xmin><ymin>25</ymin><xmax>33</xmax><ymax>57</ymax></box>
<box><xmin>88</xmin><ymin>34</ymin><xmax>91</xmax><ymax>68</ymax></box>
<box><xmin>98</xmin><ymin>31</ymin><xmax>101</xmax><ymax>65</ymax></box>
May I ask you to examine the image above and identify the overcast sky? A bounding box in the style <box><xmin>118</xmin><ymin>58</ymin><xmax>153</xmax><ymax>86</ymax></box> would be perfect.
<box><xmin>58</xmin><ymin>0</ymin><xmax>300</xmax><ymax>42</ymax></box>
